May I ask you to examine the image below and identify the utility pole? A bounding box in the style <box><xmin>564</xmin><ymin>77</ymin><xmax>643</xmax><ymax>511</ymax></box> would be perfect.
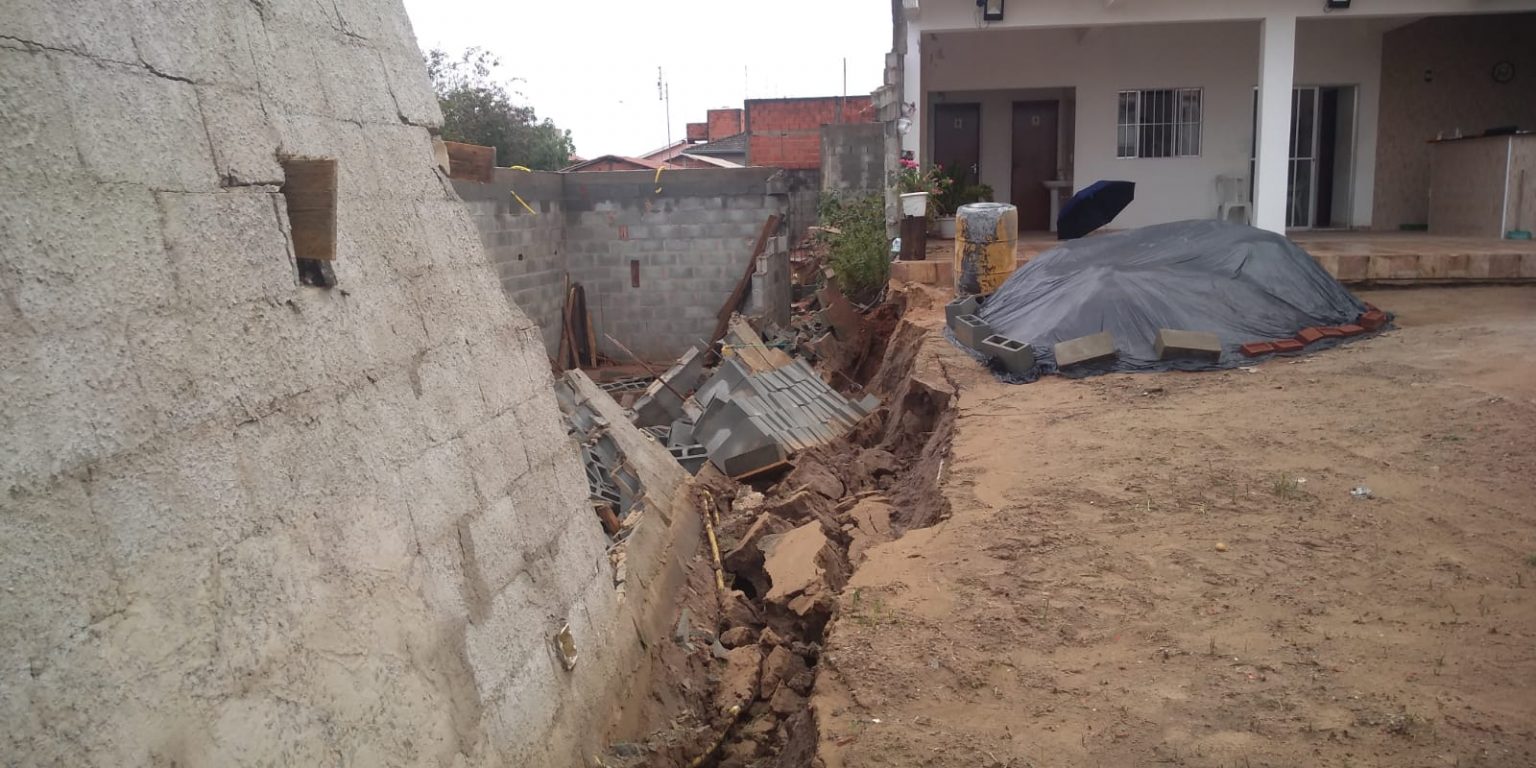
<box><xmin>841</xmin><ymin>57</ymin><xmax>847</xmax><ymax>123</ymax></box>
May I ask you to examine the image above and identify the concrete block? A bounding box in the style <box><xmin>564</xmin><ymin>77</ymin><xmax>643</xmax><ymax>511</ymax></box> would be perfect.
<box><xmin>668</xmin><ymin>444</ymin><xmax>709</xmax><ymax>474</ymax></box>
<box><xmin>1054</xmin><ymin>332</ymin><xmax>1117</xmax><ymax>368</ymax></box>
<box><xmin>951</xmin><ymin>314</ymin><xmax>992</xmax><ymax>350</ymax></box>
<box><xmin>979</xmin><ymin>334</ymin><xmax>1036</xmax><ymax>375</ymax></box>
<box><xmin>666</xmin><ymin>419</ymin><xmax>696</xmax><ymax>449</ymax></box>
<box><xmin>945</xmin><ymin>295</ymin><xmax>979</xmax><ymax>327</ymax></box>
<box><xmin>718</xmin><ymin>441</ymin><xmax>788</xmax><ymax>478</ymax></box>
<box><xmin>1153</xmin><ymin>329</ymin><xmax>1222</xmax><ymax>361</ymax></box>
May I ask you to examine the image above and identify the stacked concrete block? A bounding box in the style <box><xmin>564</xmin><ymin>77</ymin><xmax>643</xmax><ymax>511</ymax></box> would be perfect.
<box><xmin>1154</xmin><ymin>329</ymin><xmax>1223</xmax><ymax>361</ymax></box>
<box><xmin>979</xmin><ymin>334</ymin><xmax>1036</xmax><ymax>375</ymax></box>
<box><xmin>631</xmin><ymin>345</ymin><xmax>707</xmax><ymax>427</ymax></box>
<box><xmin>1055</xmin><ymin>332</ymin><xmax>1118</xmax><ymax>368</ymax></box>
<box><xmin>952</xmin><ymin>314</ymin><xmax>993</xmax><ymax>349</ymax></box>
<box><xmin>690</xmin><ymin>358</ymin><xmax>878</xmax><ymax>477</ymax></box>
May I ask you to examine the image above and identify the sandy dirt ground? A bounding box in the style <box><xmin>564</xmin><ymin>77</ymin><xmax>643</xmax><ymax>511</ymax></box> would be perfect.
<box><xmin>813</xmin><ymin>286</ymin><xmax>1536</xmax><ymax>768</ymax></box>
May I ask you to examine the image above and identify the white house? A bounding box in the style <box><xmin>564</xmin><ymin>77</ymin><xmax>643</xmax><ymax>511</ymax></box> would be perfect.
<box><xmin>898</xmin><ymin>0</ymin><xmax>1536</xmax><ymax>234</ymax></box>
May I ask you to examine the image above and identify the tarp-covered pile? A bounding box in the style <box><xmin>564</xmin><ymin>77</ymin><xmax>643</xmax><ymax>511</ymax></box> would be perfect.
<box><xmin>973</xmin><ymin>220</ymin><xmax>1385</xmax><ymax>378</ymax></box>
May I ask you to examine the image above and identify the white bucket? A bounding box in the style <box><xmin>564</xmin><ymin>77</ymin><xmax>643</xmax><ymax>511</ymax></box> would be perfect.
<box><xmin>900</xmin><ymin>192</ymin><xmax>929</xmax><ymax>217</ymax></box>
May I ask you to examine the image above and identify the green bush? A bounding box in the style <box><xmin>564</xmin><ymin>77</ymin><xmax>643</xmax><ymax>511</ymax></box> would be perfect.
<box><xmin>818</xmin><ymin>193</ymin><xmax>889</xmax><ymax>303</ymax></box>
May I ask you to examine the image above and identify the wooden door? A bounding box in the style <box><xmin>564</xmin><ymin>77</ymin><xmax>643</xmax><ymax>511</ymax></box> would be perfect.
<box><xmin>933</xmin><ymin>103</ymin><xmax>981</xmax><ymax>186</ymax></box>
<box><xmin>1011</xmin><ymin>101</ymin><xmax>1059</xmax><ymax>231</ymax></box>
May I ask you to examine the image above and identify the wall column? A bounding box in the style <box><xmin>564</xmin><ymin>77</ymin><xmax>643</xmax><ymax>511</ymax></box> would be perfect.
<box><xmin>1254</xmin><ymin>14</ymin><xmax>1296</xmax><ymax>234</ymax></box>
<box><xmin>901</xmin><ymin>24</ymin><xmax>922</xmax><ymax>160</ymax></box>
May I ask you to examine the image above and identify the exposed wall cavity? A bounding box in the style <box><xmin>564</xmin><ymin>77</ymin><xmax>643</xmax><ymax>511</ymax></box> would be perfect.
<box><xmin>0</xmin><ymin>2</ymin><xmax>686</xmax><ymax>765</ymax></box>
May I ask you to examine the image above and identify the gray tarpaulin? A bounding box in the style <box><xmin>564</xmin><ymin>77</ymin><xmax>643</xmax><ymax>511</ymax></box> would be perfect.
<box><xmin>968</xmin><ymin>219</ymin><xmax>1387</xmax><ymax>380</ymax></box>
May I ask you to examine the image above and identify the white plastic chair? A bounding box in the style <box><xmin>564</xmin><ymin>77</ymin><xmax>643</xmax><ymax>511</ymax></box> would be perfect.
<box><xmin>1216</xmin><ymin>175</ymin><xmax>1251</xmax><ymax>225</ymax></box>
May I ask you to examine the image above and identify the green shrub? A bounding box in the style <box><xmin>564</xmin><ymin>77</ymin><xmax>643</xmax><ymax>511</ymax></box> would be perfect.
<box><xmin>818</xmin><ymin>193</ymin><xmax>889</xmax><ymax>303</ymax></box>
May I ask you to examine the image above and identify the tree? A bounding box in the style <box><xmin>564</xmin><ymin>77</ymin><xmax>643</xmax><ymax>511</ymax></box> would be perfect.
<box><xmin>424</xmin><ymin>48</ymin><xmax>576</xmax><ymax>171</ymax></box>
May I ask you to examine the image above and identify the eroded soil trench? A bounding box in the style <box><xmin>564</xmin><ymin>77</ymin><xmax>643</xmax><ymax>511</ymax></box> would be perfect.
<box><xmin>601</xmin><ymin>291</ymin><xmax>958</xmax><ymax>768</ymax></box>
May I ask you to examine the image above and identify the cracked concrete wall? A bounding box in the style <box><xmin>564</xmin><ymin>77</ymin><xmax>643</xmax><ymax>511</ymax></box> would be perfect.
<box><xmin>1</xmin><ymin>2</ymin><xmax>636</xmax><ymax>765</ymax></box>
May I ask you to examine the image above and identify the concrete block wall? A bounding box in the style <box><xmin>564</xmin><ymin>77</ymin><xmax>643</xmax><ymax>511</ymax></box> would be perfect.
<box><xmin>0</xmin><ymin>3</ymin><xmax>654</xmax><ymax>766</ymax></box>
<box><xmin>776</xmin><ymin>168</ymin><xmax>824</xmax><ymax>249</ymax></box>
<box><xmin>822</xmin><ymin>122</ymin><xmax>887</xmax><ymax>195</ymax></box>
<box><xmin>453</xmin><ymin>168</ymin><xmax>567</xmax><ymax>354</ymax></box>
<box><xmin>451</xmin><ymin>168</ymin><xmax>793</xmax><ymax>362</ymax></box>
<box><xmin>560</xmin><ymin>168</ymin><xmax>790</xmax><ymax>361</ymax></box>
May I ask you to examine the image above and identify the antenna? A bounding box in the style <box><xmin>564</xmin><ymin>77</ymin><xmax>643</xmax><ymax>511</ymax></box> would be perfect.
<box><xmin>657</xmin><ymin>66</ymin><xmax>672</xmax><ymax>147</ymax></box>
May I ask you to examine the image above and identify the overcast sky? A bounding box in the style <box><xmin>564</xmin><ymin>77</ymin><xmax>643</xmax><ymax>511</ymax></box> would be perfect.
<box><xmin>401</xmin><ymin>0</ymin><xmax>892</xmax><ymax>158</ymax></box>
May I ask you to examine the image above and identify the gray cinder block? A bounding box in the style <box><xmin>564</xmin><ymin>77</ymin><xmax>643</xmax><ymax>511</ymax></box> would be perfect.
<box><xmin>1054</xmin><ymin>331</ymin><xmax>1117</xmax><ymax>368</ymax></box>
<box><xmin>945</xmin><ymin>295</ymin><xmax>979</xmax><ymax>327</ymax></box>
<box><xmin>952</xmin><ymin>314</ymin><xmax>992</xmax><ymax>349</ymax></box>
<box><xmin>979</xmin><ymin>334</ymin><xmax>1036</xmax><ymax>376</ymax></box>
<box><xmin>1154</xmin><ymin>329</ymin><xmax>1222</xmax><ymax>361</ymax></box>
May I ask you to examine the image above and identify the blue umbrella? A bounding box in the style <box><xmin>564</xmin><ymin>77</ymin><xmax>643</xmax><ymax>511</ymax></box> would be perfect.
<box><xmin>1057</xmin><ymin>180</ymin><xmax>1136</xmax><ymax>240</ymax></box>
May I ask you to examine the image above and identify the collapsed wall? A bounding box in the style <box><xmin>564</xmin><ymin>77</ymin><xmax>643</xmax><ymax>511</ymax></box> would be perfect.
<box><xmin>0</xmin><ymin>2</ymin><xmax>676</xmax><ymax>765</ymax></box>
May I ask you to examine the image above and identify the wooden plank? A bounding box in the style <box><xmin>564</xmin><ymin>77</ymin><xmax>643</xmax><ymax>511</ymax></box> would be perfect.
<box><xmin>725</xmin><ymin>316</ymin><xmax>792</xmax><ymax>374</ymax></box>
<box><xmin>443</xmin><ymin>140</ymin><xmax>496</xmax><ymax>183</ymax></box>
<box><xmin>280</xmin><ymin>158</ymin><xmax>337</xmax><ymax>261</ymax></box>
<box><xmin>709</xmin><ymin>214</ymin><xmax>781</xmax><ymax>351</ymax></box>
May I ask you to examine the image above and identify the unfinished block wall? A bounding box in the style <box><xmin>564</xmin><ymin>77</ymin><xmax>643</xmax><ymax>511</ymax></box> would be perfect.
<box><xmin>822</xmin><ymin>122</ymin><xmax>888</xmax><ymax>195</ymax></box>
<box><xmin>455</xmin><ymin>169</ymin><xmax>568</xmax><ymax>353</ymax></box>
<box><xmin>454</xmin><ymin>167</ymin><xmax>791</xmax><ymax>361</ymax></box>
<box><xmin>0</xmin><ymin>2</ymin><xmax>655</xmax><ymax>766</ymax></box>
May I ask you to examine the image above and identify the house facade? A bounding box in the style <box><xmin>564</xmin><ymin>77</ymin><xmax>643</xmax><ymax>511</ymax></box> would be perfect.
<box><xmin>899</xmin><ymin>0</ymin><xmax>1536</xmax><ymax>233</ymax></box>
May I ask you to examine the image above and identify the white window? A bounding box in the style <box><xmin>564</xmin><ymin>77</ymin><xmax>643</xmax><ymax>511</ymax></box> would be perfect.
<box><xmin>1117</xmin><ymin>88</ymin><xmax>1202</xmax><ymax>159</ymax></box>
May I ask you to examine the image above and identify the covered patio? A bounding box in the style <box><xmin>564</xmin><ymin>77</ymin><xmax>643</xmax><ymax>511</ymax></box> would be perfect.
<box><xmin>895</xmin><ymin>231</ymin><xmax>1536</xmax><ymax>287</ymax></box>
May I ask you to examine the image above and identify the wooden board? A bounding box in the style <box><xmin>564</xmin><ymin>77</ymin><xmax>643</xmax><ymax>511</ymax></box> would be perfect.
<box><xmin>443</xmin><ymin>141</ymin><xmax>496</xmax><ymax>183</ymax></box>
<box><xmin>280</xmin><ymin>158</ymin><xmax>337</xmax><ymax>261</ymax></box>
<box><xmin>709</xmin><ymin>214</ymin><xmax>782</xmax><ymax>351</ymax></box>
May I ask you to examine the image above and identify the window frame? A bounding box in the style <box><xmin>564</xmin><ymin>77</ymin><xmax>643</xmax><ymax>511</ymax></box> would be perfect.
<box><xmin>1116</xmin><ymin>87</ymin><xmax>1204</xmax><ymax>159</ymax></box>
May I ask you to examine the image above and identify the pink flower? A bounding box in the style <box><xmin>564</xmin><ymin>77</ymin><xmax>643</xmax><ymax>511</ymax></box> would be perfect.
<box><xmin>899</xmin><ymin>158</ymin><xmax>918</xmax><ymax>169</ymax></box>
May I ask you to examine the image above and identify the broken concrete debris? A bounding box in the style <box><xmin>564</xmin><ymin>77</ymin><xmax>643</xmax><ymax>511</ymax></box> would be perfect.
<box><xmin>630</xmin><ymin>345</ymin><xmax>708</xmax><ymax>427</ymax></box>
<box><xmin>690</xmin><ymin>357</ymin><xmax>877</xmax><ymax>478</ymax></box>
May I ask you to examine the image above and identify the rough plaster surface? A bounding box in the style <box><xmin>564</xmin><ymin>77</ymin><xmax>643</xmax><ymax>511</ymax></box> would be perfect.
<box><xmin>455</xmin><ymin>167</ymin><xmax>791</xmax><ymax>361</ymax></box>
<box><xmin>0</xmin><ymin>2</ymin><xmax>643</xmax><ymax>765</ymax></box>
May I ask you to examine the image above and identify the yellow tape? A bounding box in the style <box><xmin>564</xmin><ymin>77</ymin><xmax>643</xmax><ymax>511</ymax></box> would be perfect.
<box><xmin>653</xmin><ymin>166</ymin><xmax>663</xmax><ymax>194</ymax></box>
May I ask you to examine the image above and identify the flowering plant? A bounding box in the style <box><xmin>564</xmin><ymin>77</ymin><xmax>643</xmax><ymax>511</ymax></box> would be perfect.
<box><xmin>891</xmin><ymin>160</ymin><xmax>952</xmax><ymax>219</ymax></box>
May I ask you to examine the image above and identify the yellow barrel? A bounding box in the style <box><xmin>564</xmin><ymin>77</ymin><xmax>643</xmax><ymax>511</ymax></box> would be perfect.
<box><xmin>953</xmin><ymin>202</ymin><xmax>1018</xmax><ymax>296</ymax></box>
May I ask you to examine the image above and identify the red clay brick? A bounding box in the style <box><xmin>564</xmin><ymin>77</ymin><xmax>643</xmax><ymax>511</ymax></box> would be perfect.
<box><xmin>1359</xmin><ymin>310</ymin><xmax>1387</xmax><ymax>330</ymax></box>
<box><xmin>1271</xmin><ymin>339</ymin><xmax>1305</xmax><ymax>353</ymax></box>
<box><xmin>1319</xmin><ymin>327</ymin><xmax>1345</xmax><ymax>338</ymax></box>
<box><xmin>1337</xmin><ymin>324</ymin><xmax>1365</xmax><ymax>336</ymax></box>
<box><xmin>1240</xmin><ymin>341</ymin><xmax>1276</xmax><ymax>357</ymax></box>
<box><xmin>1295</xmin><ymin>327</ymin><xmax>1326</xmax><ymax>345</ymax></box>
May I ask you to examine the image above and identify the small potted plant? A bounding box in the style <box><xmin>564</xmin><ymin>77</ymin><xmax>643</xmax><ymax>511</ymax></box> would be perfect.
<box><xmin>893</xmin><ymin>158</ymin><xmax>946</xmax><ymax>219</ymax></box>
